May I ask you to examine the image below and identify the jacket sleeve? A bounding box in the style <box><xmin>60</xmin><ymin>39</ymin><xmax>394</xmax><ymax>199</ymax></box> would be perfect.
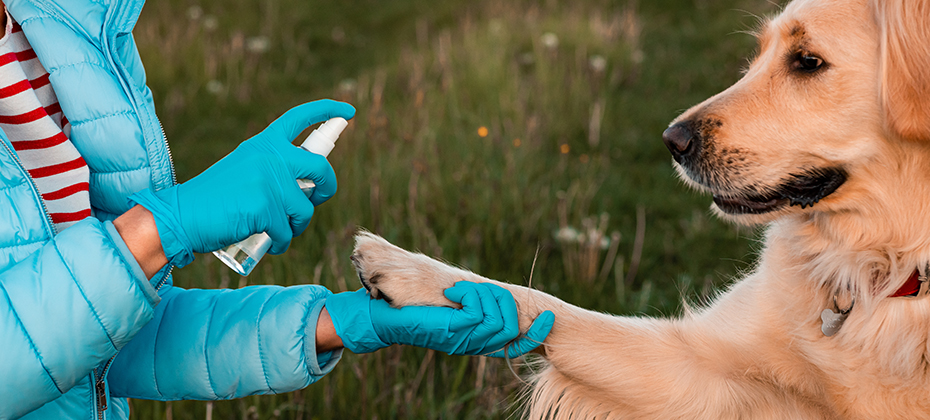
<box><xmin>107</xmin><ymin>282</ymin><xmax>343</xmax><ymax>400</ymax></box>
<box><xmin>0</xmin><ymin>219</ymin><xmax>159</xmax><ymax>419</ymax></box>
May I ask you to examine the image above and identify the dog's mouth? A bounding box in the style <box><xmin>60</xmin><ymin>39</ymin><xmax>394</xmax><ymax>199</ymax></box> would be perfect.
<box><xmin>712</xmin><ymin>167</ymin><xmax>847</xmax><ymax>215</ymax></box>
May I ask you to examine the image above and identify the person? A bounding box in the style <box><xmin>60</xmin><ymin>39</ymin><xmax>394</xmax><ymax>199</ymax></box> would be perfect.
<box><xmin>0</xmin><ymin>0</ymin><xmax>554</xmax><ymax>418</ymax></box>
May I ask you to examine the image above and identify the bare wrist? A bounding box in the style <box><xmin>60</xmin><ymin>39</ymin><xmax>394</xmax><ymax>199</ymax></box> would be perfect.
<box><xmin>113</xmin><ymin>205</ymin><xmax>169</xmax><ymax>279</ymax></box>
<box><xmin>316</xmin><ymin>307</ymin><xmax>344</xmax><ymax>353</ymax></box>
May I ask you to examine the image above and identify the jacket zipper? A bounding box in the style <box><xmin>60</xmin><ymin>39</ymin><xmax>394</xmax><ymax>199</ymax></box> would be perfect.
<box><xmin>151</xmin><ymin>121</ymin><xmax>175</xmax><ymax>288</ymax></box>
<box><xmin>0</xmin><ymin>138</ymin><xmax>57</xmax><ymax>237</ymax></box>
<box><xmin>157</xmin><ymin>119</ymin><xmax>178</xmax><ymax>186</ymax></box>
<box><xmin>94</xmin><ymin>356</ymin><xmax>116</xmax><ymax>420</ymax></box>
<box><xmin>155</xmin><ymin>265</ymin><xmax>174</xmax><ymax>290</ymax></box>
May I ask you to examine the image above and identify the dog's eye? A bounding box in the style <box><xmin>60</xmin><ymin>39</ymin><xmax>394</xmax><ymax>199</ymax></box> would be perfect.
<box><xmin>793</xmin><ymin>54</ymin><xmax>824</xmax><ymax>72</ymax></box>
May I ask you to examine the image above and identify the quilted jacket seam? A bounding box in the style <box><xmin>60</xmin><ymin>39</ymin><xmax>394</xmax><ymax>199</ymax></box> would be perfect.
<box><xmin>43</xmin><ymin>57</ymin><xmax>111</xmax><ymax>76</ymax></box>
<box><xmin>203</xmin><ymin>292</ymin><xmax>220</xmax><ymax>399</ymax></box>
<box><xmin>16</xmin><ymin>15</ymin><xmax>53</xmax><ymax>29</ymax></box>
<box><xmin>150</xmin><ymin>292</ymin><xmax>167</xmax><ymax>398</ymax></box>
<box><xmin>0</xmin><ymin>178</ymin><xmax>27</xmax><ymax>191</ymax></box>
<box><xmin>0</xmin><ymin>240</ymin><xmax>48</xmax><ymax>253</ymax></box>
<box><xmin>69</xmin><ymin>110</ymin><xmax>136</xmax><ymax>127</ymax></box>
<box><xmin>50</xmin><ymin>240</ymin><xmax>118</xmax><ymax>351</ymax></box>
<box><xmin>90</xmin><ymin>166</ymin><xmax>147</xmax><ymax>176</ymax></box>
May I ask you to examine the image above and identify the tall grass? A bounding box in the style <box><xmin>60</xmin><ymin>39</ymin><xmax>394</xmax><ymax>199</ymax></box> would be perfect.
<box><xmin>131</xmin><ymin>0</ymin><xmax>776</xmax><ymax>418</ymax></box>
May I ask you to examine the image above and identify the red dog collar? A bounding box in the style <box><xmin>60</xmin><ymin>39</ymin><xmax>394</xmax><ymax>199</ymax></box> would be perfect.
<box><xmin>890</xmin><ymin>269</ymin><xmax>923</xmax><ymax>297</ymax></box>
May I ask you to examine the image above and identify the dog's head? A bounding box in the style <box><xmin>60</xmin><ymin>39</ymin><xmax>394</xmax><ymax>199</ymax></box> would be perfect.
<box><xmin>664</xmin><ymin>0</ymin><xmax>930</xmax><ymax>225</ymax></box>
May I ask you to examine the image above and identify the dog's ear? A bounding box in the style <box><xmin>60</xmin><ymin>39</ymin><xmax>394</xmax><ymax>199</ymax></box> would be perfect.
<box><xmin>873</xmin><ymin>0</ymin><xmax>930</xmax><ymax>141</ymax></box>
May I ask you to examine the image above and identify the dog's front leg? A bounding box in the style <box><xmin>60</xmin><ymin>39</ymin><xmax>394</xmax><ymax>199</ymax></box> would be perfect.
<box><xmin>350</xmin><ymin>232</ymin><xmax>835</xmax><ymax>420</ymax></box>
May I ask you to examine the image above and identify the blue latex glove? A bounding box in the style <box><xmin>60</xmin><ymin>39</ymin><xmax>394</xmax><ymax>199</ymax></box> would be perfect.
<box><xmin>325</xmin><ymin>281</ymin><xmax>554</xmax><ymax>357</ymax></box>
<box><xmin>485</xmin><ymin>308</ymin><xmax>553</xmax><ymax>359</ymax></box>
<box><xmin>129</xmin><ymin>100</ymin><xmax>355</xmax><ymax>267</ymax></box>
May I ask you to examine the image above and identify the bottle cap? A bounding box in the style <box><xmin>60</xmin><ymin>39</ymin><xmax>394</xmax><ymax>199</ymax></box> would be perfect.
<box><xmin>300</xmin><ymin>117</ymin><xmax>348</xmax><ymax>157</ymax></box>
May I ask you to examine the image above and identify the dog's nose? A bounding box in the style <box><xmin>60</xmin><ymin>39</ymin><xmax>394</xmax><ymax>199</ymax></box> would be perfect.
<box><xmin>662</xmin><ymin>122</ymin><xmax>697</xmax><ymax>162</ymax></box>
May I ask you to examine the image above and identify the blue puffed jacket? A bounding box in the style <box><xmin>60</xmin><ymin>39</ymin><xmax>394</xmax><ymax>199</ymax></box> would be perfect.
<box><xmin>0</xmin><ymin>0</ymin><xmax>342</xmax><ymax>419</ymax></box>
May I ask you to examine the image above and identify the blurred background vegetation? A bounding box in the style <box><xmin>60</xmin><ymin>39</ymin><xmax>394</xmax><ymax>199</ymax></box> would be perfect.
<box><xmin>131</xmin><ymin>0</ymin><xmax>779</xmax><ymax>418</ymax></box>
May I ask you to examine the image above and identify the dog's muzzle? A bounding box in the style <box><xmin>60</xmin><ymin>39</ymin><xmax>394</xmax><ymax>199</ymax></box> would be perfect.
<box><xmin>662</xmin><ymin>120</ymin><xmax>847</xmax><ymax>215</ymax></box>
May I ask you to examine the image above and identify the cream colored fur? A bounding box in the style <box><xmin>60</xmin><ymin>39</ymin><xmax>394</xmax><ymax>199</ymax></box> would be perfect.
<box><xmin>349</xmin><ymin>0</ymin><xmax>930</xmax><ymax>418</ymax></box>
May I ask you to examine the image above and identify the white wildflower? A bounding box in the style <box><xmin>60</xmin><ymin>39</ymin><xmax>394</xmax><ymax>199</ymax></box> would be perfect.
<box><xmin>338</xmin><ymin>78</ymin><xmax>357</xmax><ymax>93</ymax></box>
<box><xmin>555</xmin><ymin>226</ymin><xmax>580</xmax><ymax>243</ymax></box>
<box><xmin>541</xmin><ymin>32</ymin><xmax>559</xmax><ymax>50</ymax></box>
<box><xmin>205</xmin><ymin>80</ymin><xmax>224</xmax><ymax>95</ymax></box>
<box><xmin>246</xmin><ymin>36</ymin><xmax>270</xmax><ymax>54</ymax></box>
<box><xmin>589</xmin><ymin>55</ymin><xmax>607</xmax><ymax>72</ymax></box>
<box><xmin>203</xmin><ymin>15</ymin><xmax>219</xmax><ymax>31</ymax></box>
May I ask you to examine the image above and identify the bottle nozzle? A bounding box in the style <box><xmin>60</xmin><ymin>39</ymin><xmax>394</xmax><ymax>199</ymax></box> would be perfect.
<box><xmin>301</xmin><ymin>117</ymin><xmax>348</xmax><ymax>157</ymax></box>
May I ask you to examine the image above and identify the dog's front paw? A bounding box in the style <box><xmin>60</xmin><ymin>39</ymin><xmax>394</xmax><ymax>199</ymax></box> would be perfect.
<box><xmin>350</xmin><ymin>231</ymin><xmax>465</xmax><ymax>308</ymax></box>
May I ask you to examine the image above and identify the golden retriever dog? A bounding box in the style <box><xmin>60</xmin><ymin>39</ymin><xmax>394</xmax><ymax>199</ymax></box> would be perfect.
<box><xmin>347</xmin><ymin>0</ymin><xmax>930</xmax><ymax>418</ymax></box>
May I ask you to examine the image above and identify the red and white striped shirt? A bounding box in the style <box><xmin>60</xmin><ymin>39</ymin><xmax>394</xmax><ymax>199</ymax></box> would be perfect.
<box><xmin>1</xmin><ymin>16</ymin><xmax>90</xmax><ymax>231</ymax></box>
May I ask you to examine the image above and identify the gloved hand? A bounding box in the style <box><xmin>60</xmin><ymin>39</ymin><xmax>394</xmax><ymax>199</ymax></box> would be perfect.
<box><xmin>129</xmin><ymin>100</ymin><xmax>355</xmax><ymax>267</ymax></box>
<box><xmin>324</xmin><ymin>281</ymin><xmax>554</xmax><ymax>357</ymax></box>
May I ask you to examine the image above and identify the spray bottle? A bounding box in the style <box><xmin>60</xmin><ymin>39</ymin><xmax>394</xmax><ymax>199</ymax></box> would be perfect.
<box><xmin>213</xmin><ymin>117</ymin><xmax>349</xmax><ymax>275</ymax></box>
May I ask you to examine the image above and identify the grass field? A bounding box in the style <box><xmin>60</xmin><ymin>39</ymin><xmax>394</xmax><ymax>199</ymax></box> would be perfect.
<box><xmin>131</xmin><ymin>0</ymin><xmax>779</xmax><ymax>418</ymax></box>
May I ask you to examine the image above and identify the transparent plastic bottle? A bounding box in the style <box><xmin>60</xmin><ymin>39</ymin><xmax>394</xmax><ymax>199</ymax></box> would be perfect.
<box><xmin>213</xmin><ymin>117</ymin><xmax>349</xmax><ymax>275</ymax></box>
